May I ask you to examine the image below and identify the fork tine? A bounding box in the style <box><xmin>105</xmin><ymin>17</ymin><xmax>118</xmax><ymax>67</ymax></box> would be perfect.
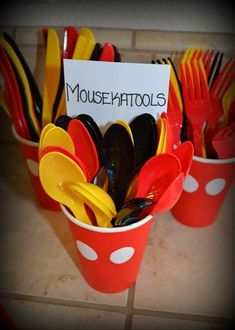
<box><xmin>211</xmin><ymin>58</ymin><xmax>235</xmax><ymax>98</ymax></box>
<box><xmin>191</xmin><ymin>59</ymin><xmax>201</xmax><ymax>100</ymax></box>
<box><xmin>185</xmin><ymin>61</ymin><xmax>195</xmax><ymax>101</ymax></box>
<box><xmin>204</xmin><ymin>49</ymin><xmax>214</xmax><ymax>79</ymax></box>
<box><xmin>208</xmin><ymin>51</ymin><xmax>220</xmax><ymax>86</ymax></box>
<box><xmin>198</xmin><ymin>59</ymin><xmax>210</xmax><ymax>100</ymax></box>
<box><xmin>202</xmin><ymin>49</ymin><xmax>210</xmax><ymax>65</ymax></box>
<box><xmin>209</xmin><ymin>52</ymin><xmax>224</xmax><ymax>89</ymax></box>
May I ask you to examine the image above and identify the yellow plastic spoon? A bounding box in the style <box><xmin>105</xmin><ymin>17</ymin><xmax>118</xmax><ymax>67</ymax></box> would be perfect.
<box><xmin>69</xmin><ymin>182</ymin><xmax>116</xmax><ymax>227</ymax></box>
<box><xmin>39</xmin><ymin>126</ymin><xmax>75</xmax><ymax>155</ymax></box>
<box><xmin>39</xmin><ymin>151</ymin><xmax>91</xmax><ymax>224</ymax></box>
<box><xmin>38</xmin><ymin>123</ymin><xmax>55</xmax><ymax>155</ymax></box>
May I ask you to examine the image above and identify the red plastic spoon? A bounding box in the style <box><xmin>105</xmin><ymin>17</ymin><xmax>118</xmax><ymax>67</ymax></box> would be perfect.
<box><xmin>68</xmin><ymin>119</ymin><xmax>99</xmax><ymax>181</ymax></box>
<box><xmin>172</xmin><ymin>141</ymin><xmax>194</xmax><ymax>177</ymax></box>
<box><xmin>135</xmin><ymin>153</ymin><xmax>182</xmax><ymax>214</ymax></box>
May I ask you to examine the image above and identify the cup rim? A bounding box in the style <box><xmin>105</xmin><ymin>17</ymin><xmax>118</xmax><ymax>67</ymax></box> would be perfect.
<box><xmin>12</xmin><ymin>125</ymin><xmax>39</xmax><ymax>147</ymax></box>
<box><xmin>60</xmin><ymin>204</ymin><xmax>153</xmax><ymax>233</ymax></box>
<box><xmin>193</xmin><ymin>155</ymin><xmax>235</xmax><ymax>164</ymax></box>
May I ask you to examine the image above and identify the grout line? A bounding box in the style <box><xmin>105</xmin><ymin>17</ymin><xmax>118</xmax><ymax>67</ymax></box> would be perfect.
<box><xmin>124</xmin><ymin>283</ymin><xmax>136</xmax><ymax>330</ymax></box>
<box><xmin>0</xmin><ymin>291</ymin><xmax>233</xmax><ymax>326</ymax></box>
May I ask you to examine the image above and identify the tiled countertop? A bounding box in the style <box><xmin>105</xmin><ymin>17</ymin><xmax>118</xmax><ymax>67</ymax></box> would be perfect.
<box><xmin>0</xmin><ymin>142</ymin><xmax>234</xmax><ymax>330</ymax></box>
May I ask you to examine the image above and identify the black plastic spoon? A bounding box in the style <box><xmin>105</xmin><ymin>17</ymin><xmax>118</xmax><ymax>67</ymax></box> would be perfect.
<box><xmin>129</xmin><ymin>113</ymin><xmax>157</xmax><ymax>172</ymax></box>
<box><xmin>102</xmin><ymin>123</ymin><xmax>135</xmax><ymax>211</ymax></box>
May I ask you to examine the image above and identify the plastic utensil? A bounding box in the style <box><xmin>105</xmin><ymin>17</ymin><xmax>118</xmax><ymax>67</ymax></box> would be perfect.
<box><xmin>161</xmin><ymin>112</ymin><xmax>173</xmax><ymax>153</ymax></box>
<box><xmin>130</xmin><ymin>113</ymin><xmax>157</xmax><ymax>171</ymax></box>
<box><xmin>69</xmin><ymin>182</ymin><xmax>116</xmax><ymax>227</ymax></box>
<box><xmin>150</xmin><ymin>172</ymin><xmax>184</xmax><ymax>214</ymax></box>
<box><xmin>180</xmin><ymin>59</ymin><xmax>211</xmax><ymax>157</ymax></box>
<box><xmin>115</xmin><ymin>120</ymin><xmax>134</xmax><ymax>144</ymax></box>
<box><xmin>156</xmin><ymin>117</ymin><xmax>165</xmax><ymax>154</ymax></box>
<box><xmin>212</xmin><ymin>123</ymin><xmax>235</xmax><ymax>159</ymax></box>
<box><xmin>42</xmin><ymin>28</ymin><xmax>61</xmax><ymax>128</ymax></box>
<box><xmin>172</xmin><ymin>141</ymin><xmax>194</xmax><ymax>177</ymax></box>
<box><xmin>90</xmin><ymin>43</ymin><xmax>103</xmax><ymax>61</ymax></box>
<box><xmin>0</xmin><ymin>46</ymin><xmax>30</xmax><ymax>139</ymax></box>
<box><xmin>135</xmin><ymin>153</ymin><xmax>182</xmax><ymax>214</ymax></box>
<box><xmin>54</xmin><ymin>115</ymin><xmax>72</xmax><ymax>130</ymax></box>
<box><xmin>99</xmin><ymin>42</ymin><xmax>115</xmax><ymax>61</ymax></box>
<box><xmin>0</xmin><ymin>37</ymin><xmax>40</xmax><ymax>138</ymax></box>
<box><xmin>39</xmin><ymin>151</ymin><xmax>91</xmax><ymax>224</ymax></box>
<box><xmin>62</xmin><ymin>26</ymin><xmax>79</xmax><ymax>59</ymax></box>
<box><xmin>39</xmin><ymin>125</ymin><xmax>75</xmax><ymax>155</ymax></box>
<box><xmin>39</xmin><ymin>145</ymin><xmax>89</xmax><ymax>180</ymax></box>
<box><xmin>38</xmin><ymin>123</ymin><xmax>55</xmax><ymax>155</ymax></box>
<box><xmin>112</xmin><ymin>198</ymin><xmax>154</xmax><ymax>227</ymax></box>
<box><xmin>3</xmin><ymin>33</ymin><xmax>42</xmax><ymax>126</ymax></box>
<box><xmin>7</xmin><ymin>54</ymin><xmax>39</xmax><ymax>141</ymax></box>
<box><xmin>68</xmin><ymin>119</ymin><xmax>100</xmax><ymax>181</ymax></box>
<box><xmin>102</xmin><ymin>123</ymin><xmax>135</xmax><ymax>210</ymax></box>
<box><xmin>205</xmin><ymin>58</ymin><xmax>235</xmax><ymax>157</ymax></box>
<box><xmin>79</xmin><ymin>27</ymin><xmax>96</xmax><ymax>60</ymax></box>
<box><xmin>76</xmin><ymin>114</ymin><xmax>103</xmax><ymax>163</ymax></box>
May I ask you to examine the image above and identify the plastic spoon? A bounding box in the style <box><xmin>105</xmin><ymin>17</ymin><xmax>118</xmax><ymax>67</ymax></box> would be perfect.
<box><xmin>39</xmin><ymin>151</ymin><xmax>91</xmax><ymax>224</ymax></box>
<box><xmin>69</xmin><ymin>182</ymin><xmax>116</xmax><ymax>227</ymax></box>
<box><xmin>135</xmin><ymin>153</ymin><xmax>181</xmax><ymax>212</ymax></box>
<box><xmin>76</xmin><ymin>114</ymin><xmax>103</xmax><ymax>163</ymax></box>
<box><xmin>130</xmin><ymin>113</ymin><xmax>157</xmax><ymax>171</ymax></box>
<box><xmin>172</xmin><ymin>141</ymin><xmax>194</xmax><ymax>177</ymax></box>
<box><xmin>99</xmin><ymin>42</ymin><xmax>115</xmax><ymax>61</ymax></box>
<box><xmin>54</xmin><ymin>115</ymin><xmax>72</xmax><ymax>131</ymax></box>
<box><xmin>0</xmin><ymin>37</ymin><xmax>40</xmax><ymax>138</ymax></box>
<box><xmin>38</xmin><ymin>123</ymin><xmax>55</xmax><ymax>155</ymax></box>
<box><xmin>68</xmin><ymin>119</ymin><xmax>99</xmax><ymax>181</ymax></box>
<box><xmin>42</xmin><ymin>28</ymin><xmax>61</xmax><ymax>128</ymax></box>
<box><xmin>3</xmin><ymin>33</ymin><xmax>42</xmax><ymax>126</ymax></box>
<box><xmin>102</xmin><ymin>123</ymin><xmax>135</xmax><ymax>210</ymax></box>
<box><xmin>112</xmin><ymin>198</ymin><xmax>154</xmax><ymax>227</ymax></box>
<box><xmin>0</xmin><ymin>46</ymin><xmax>30</xmax><ymax>139</ymax></box>
<box><xmin>115</xmin><ymin>120</ymin><xmax>134</xmax><ymax>144</ymax></box>
<box><xmin>39</xmin><ymin>125</ymin><xmax>75</xmax><ymax>155</ymax></box>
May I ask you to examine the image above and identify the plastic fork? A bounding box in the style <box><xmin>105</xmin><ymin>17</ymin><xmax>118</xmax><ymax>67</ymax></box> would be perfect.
<box><xmin>212</xmin><ymin>123</ymin><xmax>235</xmax><ymax>159</ymax></box>
<box><xmin>205</xmin><ymin>58</ymin><xmax>235</xmax><ymax>157</ymax></box>
<box><xmin>180</xmin><ymin>59</ymin><xmax>212</xmax><ymax>157</ymax></box>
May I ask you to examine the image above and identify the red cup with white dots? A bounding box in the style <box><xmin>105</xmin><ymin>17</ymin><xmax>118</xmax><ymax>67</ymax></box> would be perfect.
<box><xmin>171</xmin><ymin>155</ymin><xmax>235</xmax><ymax>227</ymax></box>
<box><xmin>12</xmin><ymin>126</ymin><xmax>60</xmax><ymax>211</ymax></box>
<box><xmin>61</xmin><ymin>204</ymin><xmax>153</xmax><ymax>293</ymax></box>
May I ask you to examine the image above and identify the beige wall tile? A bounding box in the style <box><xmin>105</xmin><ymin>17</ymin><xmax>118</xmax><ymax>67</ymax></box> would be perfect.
<box><xmin>92</xmin><ymin>28</ymin><xmax>133</xmax><ymax>49</ymax></box>
<box><xmin>135</xmin><ymin>31</ymin><xmax>235</xmax><ymax>55</ymax></box>
<box><xmin>120</xmin><ymin>51</ymin><xmax>153</xmax><ymax>64</ymax></box>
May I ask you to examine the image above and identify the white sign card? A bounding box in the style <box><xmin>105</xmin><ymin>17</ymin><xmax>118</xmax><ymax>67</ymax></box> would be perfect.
<box><xmin>63</xmin><ymin>60</ymin><xmax>170</xmax><ymax>130</ymax></box>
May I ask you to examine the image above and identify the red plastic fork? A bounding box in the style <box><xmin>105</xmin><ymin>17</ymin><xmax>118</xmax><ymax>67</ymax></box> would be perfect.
<box><xmin>205</xmin><ymin>58</ymin><xmax>235</xmax><ymax>157</ymax></box>
<box><xmin>180</xmin><ymin>59</ymin><xmax>212</xmax><ymax>157</ymax></box>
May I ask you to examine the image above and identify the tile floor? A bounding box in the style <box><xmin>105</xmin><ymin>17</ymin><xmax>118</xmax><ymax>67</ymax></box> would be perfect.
<box><xmin>0</xmin><ymin>143</ymin><xmax>234</xmax><ymax>329</ymax></box>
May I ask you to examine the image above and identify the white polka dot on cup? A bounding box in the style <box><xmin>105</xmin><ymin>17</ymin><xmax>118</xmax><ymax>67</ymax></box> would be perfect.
<box><xmin>110</xmin><ymin>247</ymin><xmax>135</xmax><ymax>264</ymax></box>
<box><xmin>205</xmin><ymin>178</ymin><xmax>226</xmax><ymax>196</ymax></box>
<box><xmin>76</xmin><ymin>241</ymin><xmax>98</xmax><ymax>261</ymax></box>
<box><xmin>183</xmin><ymin>175</ymin><xmax>199</xmax><ymax>193</ymax></box>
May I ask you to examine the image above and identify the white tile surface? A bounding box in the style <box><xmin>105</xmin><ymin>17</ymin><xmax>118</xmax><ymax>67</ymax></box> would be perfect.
<box><xmin>0</xmin><ymin>298</ymin><xmax>126</xmax><ymax>330</ymax></box>
<box><xmin>134</xmin><ymin>183</ymin><xmax>235</xmax><ymax>318</ymax></box>
<box><xmin>0</xmin><ymin>145</ymin><xmax>128</xmax><ymax>306</ymax></box>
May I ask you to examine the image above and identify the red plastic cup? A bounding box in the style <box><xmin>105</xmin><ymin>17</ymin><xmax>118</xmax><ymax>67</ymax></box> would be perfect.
<box><xmin>61</xmin><ymin>205</ymin><xmax>153</xmax><ymax>293</ymax></box>
<box><xmin>12</xmin><ymin>126</ymin><xmax>60</xmax><ymax>211</ymax></box>
<box><xmin>171</xmin><ymin>155</ymin><xmax>235</xmax><ymax>227</ymax></box>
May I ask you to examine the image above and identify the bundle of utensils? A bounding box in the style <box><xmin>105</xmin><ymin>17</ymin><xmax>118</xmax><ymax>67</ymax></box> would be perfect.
<box><xmin>154</xmin><ymin>48</ymin><xmax>235</xmax><ymax>159</ymax></box>
<box><xmin>38</xmin><ymin>112</ymin><xmax>194</xmax><ymax>228</ymax></box>
<box><xmin>0</xmin><ymin>26</ymin><xmax>120</xmax><ymax>142</ymax></box>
